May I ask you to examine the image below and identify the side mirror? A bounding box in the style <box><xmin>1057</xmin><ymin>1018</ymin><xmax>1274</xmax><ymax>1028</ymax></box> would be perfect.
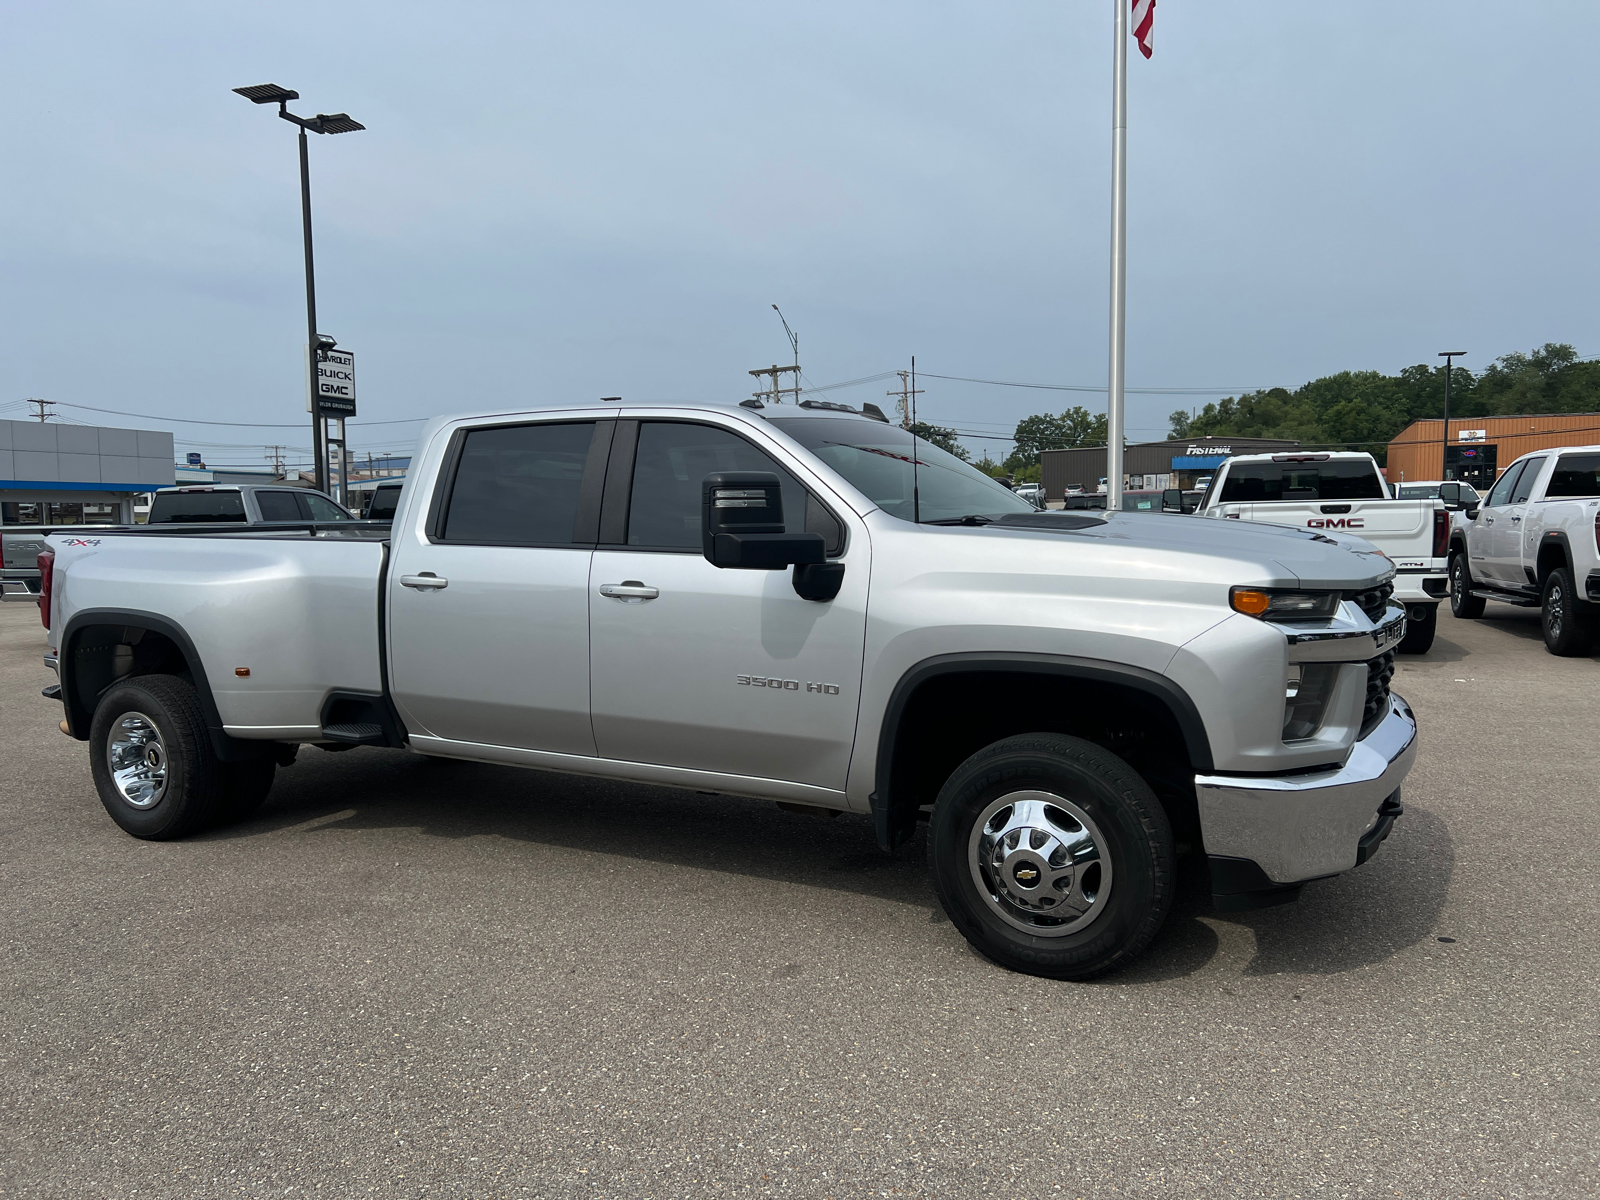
<box><xmin>1465</xmin><ymin>504</ymin><xmax>1480</xmax><ymax>521</ymax></box>
<box><xmin>701</xmin><ymin>472</ymin><xmax>824</xmax><ymax>570</ymax></box>
<box><xmin>1162</xmin><ymin>488</ymin><xmax>1184</xmax><ymax>513</ymax></box>
<box><xmin>1439</xmin><ymin>482</ymin><xmax>1466</xmax><ymax>511</ymax></box>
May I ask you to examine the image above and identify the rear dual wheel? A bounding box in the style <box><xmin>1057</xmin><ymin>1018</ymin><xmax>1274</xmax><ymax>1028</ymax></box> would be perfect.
<box><xmin>89</xmin><ymin>674</ymin><xmax>275</xmax><ymax>840</ymax></box>
<box><xmin>927</xmin><ymin>733</ymin><xmax>1174</xmax><ymax>981</ymax></box>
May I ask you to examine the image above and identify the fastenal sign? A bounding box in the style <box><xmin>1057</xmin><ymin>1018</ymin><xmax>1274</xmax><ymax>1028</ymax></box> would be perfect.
<box><xmin>306</xmin><ymin>347</ymin><xmax>357</xmax><ymax>417</ymax></box>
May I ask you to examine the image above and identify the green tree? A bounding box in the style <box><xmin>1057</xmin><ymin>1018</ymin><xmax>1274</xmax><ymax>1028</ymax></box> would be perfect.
<box><xmin>1167</xmin><ymin>410</ymin><xmax>1192</xmax><ymax>439</ymax></box>
<box><xmin>972</xmin><ymin>452</ymin><xmax>1007</xmax><ymax>477</ymax></box>
<box><xmin>906</xmin><ymin>422</ymin><xmax>969</xmax><ymax>460</ymax></box>
<box><xmin>1006</xmin><ymin>407</ymin><xmax>1108</xmax><ymax>471</ymax></box>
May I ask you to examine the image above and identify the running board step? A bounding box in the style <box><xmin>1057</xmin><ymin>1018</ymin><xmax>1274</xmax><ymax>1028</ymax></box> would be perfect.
<box><xmin>321</xmin><ymin>722</ymin><xmax>387</xmax><ymax>744</ymax></box>
<box><xmin>1470</xmin><ymin>588</ymin><xmax>1538</xmax><ymax>608</ymax></box>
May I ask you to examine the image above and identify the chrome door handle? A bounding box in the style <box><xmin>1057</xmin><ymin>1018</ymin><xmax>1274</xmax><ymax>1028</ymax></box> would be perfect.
<box><xmin>599</xmin><ymin>581</ymin><xmax>659</xmax><ymax>601</ymax></box>
<box><xmin>1509</xmin><ymin>516</ymin><xmax>1522</xmax><ymax>524</ymax></box>
<box><xmin>1484</xmin><ymin>517</ymin><xmax>1494</xmax><ymax>525</ymax></box>
<box><xmin>400</xmin><ymin>573</ymin><xmax>448</xmax><ymax>590</ymax></box>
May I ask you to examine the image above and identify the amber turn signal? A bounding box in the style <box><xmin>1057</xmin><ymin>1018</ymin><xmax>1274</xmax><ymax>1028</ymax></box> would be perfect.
<box><xmin>235</xmin><ymin>667</ymin><xmax>251</xmax><ymax>677</ymax></box>
<box><xmin>1230</xmin><ymin>589</ymin><xmax>1272</xmax><ymax>616</ymax></box>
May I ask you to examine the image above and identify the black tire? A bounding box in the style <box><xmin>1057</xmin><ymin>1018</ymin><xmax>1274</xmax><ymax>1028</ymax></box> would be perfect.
<box><xmin>1396</xmin><ymin>604</ymin><xmax>1437</xmax><ymax>654</ymax></box>
<box><xmin>1541</xmin><ymin>567</ymin><xmax>1594</xmax><ymax>657</ymax></box>
<box><xmin>927</xmin><ymin>733</ymin><xmax>1174</xmax><ymax>981</ymax></box>
<box><xmin>1449</xmin><ymin>552</ymin><xmax>1486</xmax><ymax>619</ymax></box>
<box><xmin>89</xmin><ymin>674</ymin><xmax>223</xmax><ymax>840</ymax></box>
<box><xmin>214</xmin><ymin>758</ymin><xmax>277</xmax><ymax>827</ymax></box>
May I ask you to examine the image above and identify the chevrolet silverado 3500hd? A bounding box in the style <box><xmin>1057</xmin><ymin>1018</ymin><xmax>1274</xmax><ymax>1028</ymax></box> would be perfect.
<box><xmin>39</xmin><ymin>400</ymin><xmax>1417</xmax><ymax>979</ymax></box>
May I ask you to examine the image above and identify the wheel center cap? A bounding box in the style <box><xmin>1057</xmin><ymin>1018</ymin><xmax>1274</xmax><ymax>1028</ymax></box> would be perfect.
<box><xmin>145</xmin><ymin>746</ymin><xmax>163</xmax><ymax>769</ymax></box>
<box><xmin>1011</xmin><ymin>859</ymin><xmax>1042</xmax><ymax>889</ymax></box>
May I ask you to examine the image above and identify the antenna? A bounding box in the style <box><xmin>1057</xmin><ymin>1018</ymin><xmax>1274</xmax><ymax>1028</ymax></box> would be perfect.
<box><xmin>911</xmin><ymin>355</ymin><xmax>920</xmax><ymax>525</ymax></box>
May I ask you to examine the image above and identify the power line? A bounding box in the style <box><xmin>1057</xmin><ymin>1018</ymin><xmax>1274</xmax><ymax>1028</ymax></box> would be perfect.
<box><xmin>51</xmin><ymin>400</ymin><xmax>429</xmax><ymax>429</ymax></box>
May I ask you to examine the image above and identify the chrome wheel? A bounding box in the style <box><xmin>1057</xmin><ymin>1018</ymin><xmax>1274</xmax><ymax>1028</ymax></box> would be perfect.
<box><xmin>106</xmin><ymin>712</ymin><xmax>168</xmax><ymax>810</ymax></box>
<box><xmin>1547</xmin><ymin>580</ymin><xmax>1565</xmax><ymax>639</ymax></box>
<box><xmin>968</xmin><ymin>790</ymin><xmax>1113</xmax><ymax>936</ymax></box>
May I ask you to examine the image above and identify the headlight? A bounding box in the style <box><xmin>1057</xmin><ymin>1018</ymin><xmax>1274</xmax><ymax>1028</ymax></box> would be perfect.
<box><xmin>1231</xmin><ymin>587</ymin><xmax>1341</xmax><ymax>620</ymax></box>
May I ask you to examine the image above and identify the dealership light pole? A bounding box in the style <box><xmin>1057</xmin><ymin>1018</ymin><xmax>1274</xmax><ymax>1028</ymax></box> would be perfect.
<box><xmin>1438</xmin><ymin>351</ymin><xmax>1466</xmax><ymax>480</ymax></box>
<box><xmin>233</xmin><ymin>84</ymin><xmax>365</xmax><ymax>496</ymax></box>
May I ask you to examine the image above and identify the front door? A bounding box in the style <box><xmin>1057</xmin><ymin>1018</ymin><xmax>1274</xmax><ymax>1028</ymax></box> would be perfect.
<box><xmin>587</xmin><ymin>419</ymin><xmax>867</xmax><ymax>792</ymax></box>
<box><xmin>1486</xmin><ymin>456</ymin><xmax>1543</xmax><ymax>586</ymax></box>
<box><xmin>388</xmin><ymin>418</ymin><xmax>611</xmax><ymax>755</ymax></box>
<box><xmin>1467</xmin><ymin>459</ymin><xmax>1523</xmax><ymax>585</ymax></box>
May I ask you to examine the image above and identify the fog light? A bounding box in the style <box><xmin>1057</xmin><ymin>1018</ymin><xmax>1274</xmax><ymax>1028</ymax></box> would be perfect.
<box><xmin>1283</xmin><ymin>664</ymin><xmax>1339</xmax><ymax>740</ymax></box>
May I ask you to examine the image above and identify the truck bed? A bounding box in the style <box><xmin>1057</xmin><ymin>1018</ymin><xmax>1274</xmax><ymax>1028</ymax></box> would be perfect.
<box><xmin>47</xmin><ymin>524</ymin><xmax>391</xmax><ymax>740</ymax></box>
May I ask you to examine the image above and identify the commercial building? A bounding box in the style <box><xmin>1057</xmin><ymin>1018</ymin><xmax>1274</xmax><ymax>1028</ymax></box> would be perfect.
<box><xmin>0</xmin><ymin>420</ymin><xmax>174</xmax><ymax>525</ymax></box>
<box><xmin>1040</xmin><ymin>435</ymin><xmax>1301</xmax><ymax>500</ymax></box>
<box><xmin>1386</xmin><ymin>413</ymin><xmax>1600</xmax><ymax>490</ymax></box>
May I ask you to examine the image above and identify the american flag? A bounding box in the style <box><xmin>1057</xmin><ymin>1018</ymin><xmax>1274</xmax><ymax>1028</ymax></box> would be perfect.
<box><xmin>1132</xmin><ymin>0</ymin><xmax>1155</xmax><ymax>59</ymax></box>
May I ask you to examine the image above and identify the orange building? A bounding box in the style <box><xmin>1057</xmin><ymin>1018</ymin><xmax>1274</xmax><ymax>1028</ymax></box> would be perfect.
<box><xmin>1387</xmin><ymin>412</ymin><xmax>1600</xmax><ymax>490</ymax></box>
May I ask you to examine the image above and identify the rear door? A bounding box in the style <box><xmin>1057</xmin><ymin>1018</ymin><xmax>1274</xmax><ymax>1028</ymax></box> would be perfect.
<box><xmin>387</xmin><ymin>418</ymin><xmax>612</xmax><ymax>755</ymax></box>
<box><xmin>587</xmin><ymin>418</ymin><xmax>867</xmax><ymax>791</ymax></box>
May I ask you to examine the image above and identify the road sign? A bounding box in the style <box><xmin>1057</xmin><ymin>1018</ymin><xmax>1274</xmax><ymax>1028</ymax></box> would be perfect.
<box><xmin>186</xmin><ymin>452</ymin><xmax>203</xmax><ymax>465</ymax></box>
<box><xmin>306</xmin><ymin>346</ymin><xmax>357</xmax><ymax>417</ymax></box>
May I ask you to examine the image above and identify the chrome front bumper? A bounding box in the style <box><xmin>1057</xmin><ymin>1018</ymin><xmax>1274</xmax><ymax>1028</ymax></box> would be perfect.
<box><xmin>1194</xmin><ymin>692</ymin><xmax>1418</xmax><ymax>885</ymax></box>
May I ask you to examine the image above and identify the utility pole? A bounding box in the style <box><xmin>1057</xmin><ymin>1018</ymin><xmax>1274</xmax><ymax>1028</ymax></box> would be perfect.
<box><xmin>1438</xmin><ymin>351</ymin><xmax>1467</xmax><ymax>480</ymax></box>
<box><xmin>887</xmin><ymin>369</ymin><xmax>924</xmax><ymax>428</ymax></box>
<box><xmin>748</xmin><ymin>364</ymin><xmax>801</xmax><ymax>405</ymax></box>
<box><xmin>266</xmin><ymin>445</ymin><xmax>286</xmax><ymax>477</ymax></box>
<box><xmin>772</xmin><ymin>305</ymin><xmax>799</xmax><ymax>386</ymax></box>
<box><xmin>27</xmin><ymin>398</ymin><xmax>55</xmax><ymax>422</ymax></box>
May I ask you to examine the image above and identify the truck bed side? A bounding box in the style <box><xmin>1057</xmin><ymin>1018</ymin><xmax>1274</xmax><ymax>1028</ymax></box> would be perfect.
<box><xmin>50</xmin><ymin>532</ymin><xmax>387</xmax><ymax>740</ymax></box>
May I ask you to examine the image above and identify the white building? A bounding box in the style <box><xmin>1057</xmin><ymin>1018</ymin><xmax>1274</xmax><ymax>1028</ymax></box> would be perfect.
<box><xmin>0</xmin><ymin>420</ymin><xmax>175</xmax><ymax>525</ymax></box>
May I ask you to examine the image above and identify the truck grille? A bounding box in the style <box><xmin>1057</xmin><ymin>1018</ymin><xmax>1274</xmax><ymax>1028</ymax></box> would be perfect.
<box><xmin>1360</xmin><ymin>651</ymin><xmax>1395</xmax><ymax>739</ymax></box>
<box><xmin>1346</xmin><ymin>581</ymin><xmax>1394</xmax><ymax>624</ymax></box>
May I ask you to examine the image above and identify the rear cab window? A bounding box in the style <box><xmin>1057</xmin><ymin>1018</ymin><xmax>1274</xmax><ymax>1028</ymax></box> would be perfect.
<box><xmin>1545</xmin><ymin>454</ymin><xmax>1600</xmax><ymax>499</ymax></box>
<box><xmin>436</xmin><ymin>421</ymin><xmax>599</xmax><ymax>546</ymax></box>
<box><xmin>1218</xmin><ymin>460</ymin><xmax>1386</xmax><ymax>503</ymax></box>
<box><xmin>147</xmin><ymin>491</ymin><xmax>246</xmax><ymax>523</ymax></box>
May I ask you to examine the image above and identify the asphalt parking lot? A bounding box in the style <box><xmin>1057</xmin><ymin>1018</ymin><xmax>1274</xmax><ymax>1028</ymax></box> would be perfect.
<box><xmin>1</xmin><ymin>602</ymin><xmax>1595</xmax><ymax>1199</ymax></box>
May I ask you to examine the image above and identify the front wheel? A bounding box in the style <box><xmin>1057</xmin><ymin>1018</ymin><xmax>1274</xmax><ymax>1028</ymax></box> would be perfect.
<box><xmin>1541</xmin><ymin>567</ymin><xmax>1595</xmax><ymax>657</ymax></box>
<box><xmin>1449</xmin><ymin>553</ymin><xmax>1485</xmax><ymax>619</ymax></box>
<box><xmin>927</xmin><ymin>733</ymin><xmax>1174</xmax><ymax>980</ymax></box>
<box><xmin>1396</xmin><ymin>604</ymin><xmax>1437</xmax><ymax>654</ymax></box>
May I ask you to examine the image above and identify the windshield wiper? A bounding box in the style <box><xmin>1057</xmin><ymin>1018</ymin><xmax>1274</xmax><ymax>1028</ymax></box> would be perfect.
<box><xmin>923</xmin><ymin>514</ymin><xmax>996</xmax><ymax>526</ymax></box>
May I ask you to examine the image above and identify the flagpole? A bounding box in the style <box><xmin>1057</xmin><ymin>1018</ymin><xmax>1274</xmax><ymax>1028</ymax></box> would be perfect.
<box><xmin>1106</xmin><ymin>0</ymin><xmax>1128</xmax><ymax>511</ymax></box>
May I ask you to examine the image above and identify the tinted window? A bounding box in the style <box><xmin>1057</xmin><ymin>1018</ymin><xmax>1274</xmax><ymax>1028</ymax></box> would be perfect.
<box><xmin>1485</xmin><ymin>462</ymin><xmax>1524</xmax><ymax>508</ymax></box>
<box><xmin>367</xmin><ymin>485</ymin><xmax>401</xmax><ymax>520</ymax></box>
<box><xmin>767</xmin><ymin>417</ymin><xmax>1032</xmax><ymax>524</ymax></box>
<box><xmin>255</xmin><ymin>491</ymin><xmax>302</xmax><ymax>522</ymax></box>
<box><xmin>625</xmin><ymin>422</ymin><xmax>815</xmax><ymax>550</ymax></box>
<box><xmin>1218</xmin><ymin>460</ymin><xmax>1386</xmax><ymax>503</ymax></box>
<box><xmin>442</xmin><ymin>421</ymin><xmax>595</xmax><ymax>545</ymax></box>
<box><xmin>1510</xmin><ymin>458</ymin><xmax>1545</xmax><ymax>505</ymax></box>
<box><xmin>303</xmin><ymin>493</ymin><xmax>352</xmax><ymax>521</ymax></box>
<box><xmin>1547</xmin><ymin>454</ymin><xmax>1600</xmax><ymax>498</ymax></box>
<box><xmin>147</xmin><ymin>491</ymin><xmax>246</xmax><ymax>523</ymax></box>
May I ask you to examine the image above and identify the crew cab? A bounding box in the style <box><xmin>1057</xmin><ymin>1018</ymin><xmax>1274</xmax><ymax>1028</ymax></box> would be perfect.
<box><xmin>1189</xmin><ymin>451</ymin><xmax>1459</xmax><ymax>653</ymax></box>
<box><xmin>1447</xmin><ymin>445</ymin><xmax>1600</xmax><ymax>655</ymax></box>
<box><xmin>39</xmin><ymin>400</ymin><xmax>1418</xmax><ymax>980</ymax></box>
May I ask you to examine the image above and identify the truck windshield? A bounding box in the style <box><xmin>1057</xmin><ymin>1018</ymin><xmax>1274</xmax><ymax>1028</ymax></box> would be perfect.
<box><xmin>146</xmin><ymin>491</ymin><xmax>247</xmax><ymax>523</ymax></box>
<box><xmin>767</xmin><ymin>418</ymin><xmax>1034</xmax><ymax>524</ymax></box>
<box><xmin>1219</xmin><ymin>461</ymin><xmax>1386</xmax><ymax>503</ymax></box>
<box><xmin>1547</xmin><ymin>454</ymin><xmax>1600</xmax><ymax>498</ymax></box>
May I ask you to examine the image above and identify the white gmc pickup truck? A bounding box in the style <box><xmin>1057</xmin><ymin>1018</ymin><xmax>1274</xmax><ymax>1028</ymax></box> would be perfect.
<box><xmin>1192</xmin><ymin>451</ymin><xmax>1461</xmax><ymax>654</ymax></box>
<box><xmin>1448</xmin><ymin>444</ymin><xmax>1600</xmax><ymax>655</ymax></box>
<box><xmin>39</xmin><ymin>400</ymin><xmax>1418</xmax><ymax>980</ymax></box>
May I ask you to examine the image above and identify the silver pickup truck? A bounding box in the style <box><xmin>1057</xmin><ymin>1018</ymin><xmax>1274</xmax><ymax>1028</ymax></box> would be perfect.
<box><xmin>39</xmin><ymin>400</ymin><xmax>1417</xmax><ymax>980</ymax></box>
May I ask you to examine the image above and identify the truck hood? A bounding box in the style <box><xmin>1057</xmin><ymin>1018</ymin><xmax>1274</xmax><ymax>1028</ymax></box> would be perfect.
<box><xmin>977</xmin><ymin>511</ymin><xmax>1393</xmax><ymax>591</ymax></box>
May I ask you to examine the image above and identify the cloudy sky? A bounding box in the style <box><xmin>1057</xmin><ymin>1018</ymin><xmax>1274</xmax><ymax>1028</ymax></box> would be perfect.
<box><xmin>3</xmin><ymin>1</ymin><xmax>1598</xmax><ymax>468</ymax></box>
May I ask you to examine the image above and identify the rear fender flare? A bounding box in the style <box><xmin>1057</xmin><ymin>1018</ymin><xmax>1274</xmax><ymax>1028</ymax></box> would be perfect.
<box><xmin>58</xmin><ymin>608</ymin><xmax>263</xmax><ymax>761</ymax></box>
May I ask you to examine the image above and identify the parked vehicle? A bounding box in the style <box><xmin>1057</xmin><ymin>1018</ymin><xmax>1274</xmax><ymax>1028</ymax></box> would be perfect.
<box><xmin>1192</xmin><ymin>451</ymin><xmax>1457</xmax><ymax>654</ymax></box>
<box><xmin>2</xmin><ymin>530</ymin><xmax>52</xmax><ymax>599</ymax></box>
<box><xmin>362</xmin><ymin>481</ymin><xmax>404</xmax><ymax>520</ymax></box>
<box><xmin>1447</xmin><ymin>446</ymin><xmax>1600</xmax><ymax>655</ymax></box>
<box><xmin>40</xmin><ymin>401</ymin><xmax>1416</xmax><ymax>980</ymax></box>
<box><xmin>1013</xmin><ymin>484</ymin><xmax>1045</xmax><ymax>509</ymax></box>
<box><xmin>146</xmin><ymin>484</ymin><xmax>355</xmax><ymax>525</ymax></box>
